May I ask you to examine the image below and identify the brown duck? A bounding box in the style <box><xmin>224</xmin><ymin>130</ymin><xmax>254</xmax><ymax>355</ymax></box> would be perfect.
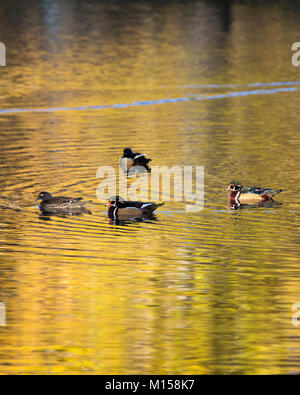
<box><xmin>36</xmin><ymin>192</ymin><xmax>87</xmax><ymax>212</ymax></box>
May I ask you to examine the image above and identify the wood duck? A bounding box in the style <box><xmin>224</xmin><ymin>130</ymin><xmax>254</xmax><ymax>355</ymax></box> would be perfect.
<box><xmin>36</xmin><ymin>192</ymin><xmax>87</xmax><ymax>212</ymax></box>
<box><xmin>119</xmin><ymin>148</ymin><xmax>152</xmax><ymax>173</ymax></box>
<box><xmin>226</xmin><ymin>181</ymin><xmax>283</xmax><ymax>206</ymax></box>
<box><xmin>107</xmin><ymin>196</ymin><xmax>164</xmax><ymax>222</ymax></box>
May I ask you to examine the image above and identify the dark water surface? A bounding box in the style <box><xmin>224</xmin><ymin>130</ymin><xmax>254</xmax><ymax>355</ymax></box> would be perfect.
<box><xmin>0</xmin><ymin>0</ymin><xmax>299</xmax><ymax>374</ymax></box>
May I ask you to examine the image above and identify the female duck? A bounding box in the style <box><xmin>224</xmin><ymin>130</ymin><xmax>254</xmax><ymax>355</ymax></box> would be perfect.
<box><xmin>36</xmin><ymin>192</ymin><xmax>87</xmax><ymax>212</ymax></box>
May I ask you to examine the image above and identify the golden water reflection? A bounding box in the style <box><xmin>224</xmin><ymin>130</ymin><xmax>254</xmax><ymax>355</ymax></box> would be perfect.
<box><xmin>0</xmin><ymin>0</ymin><xmax>300</xmax><ymax>374</ymax></box>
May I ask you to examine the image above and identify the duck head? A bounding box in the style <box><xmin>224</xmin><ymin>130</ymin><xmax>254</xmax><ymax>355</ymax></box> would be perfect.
<box><xmin>226</xmin><ymin>181</ymin><xmax>243</xmax><ymax>192</ymax></box>
<box><xmin>123</xmin><ymin>148</ymin><xmax>133</xmax><ymax>158</ymax></box>
<box><xmin>226</xmin><ymin>182</ymin><xmax>243</xmax><ymax>206</ymax></box>
<box><xmin>36</xmin><ymin>192</ymin><xmax>53</xmax><ymax>201</ymax></box>
<box><xmin>108</xmin><ymin>196</ymin><xmax>125</xmax><ymax>207</ymax></box>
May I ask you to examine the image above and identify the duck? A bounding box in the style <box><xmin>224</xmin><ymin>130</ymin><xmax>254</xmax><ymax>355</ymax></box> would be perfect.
<box><xmin>119</xmin><ymin>148</ymin><xmax>152</xmax><ymax>173</ymax></box>
<box><xmin>36</xmin><ymin>192</ymin><xmax>87</xmax><ymax>213</ymax></box>
<box><xmin>107</xmin><ymin>196</ymin><xmax>164</xmax><ymax>222</ymax></box>
<box><xmin>226</xmin><ymin>181</ymin><xmax>283</xmax><ymax>206</ymax></box>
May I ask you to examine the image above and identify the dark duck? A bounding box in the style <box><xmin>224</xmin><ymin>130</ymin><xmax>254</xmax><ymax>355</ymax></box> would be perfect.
<box><xmin>119</xmin><ymin>148</ymin><xmax>152</xmax><ymax>173</ymax></box>
<box><xmin>36</xmin><ymin>192</ymin><xmax>88</xmax><ymax>213</ymax></box>
<box><xmin>226</xmin><ymin>181</ymin><xmax>283</xmax><ymax>207</ymax></box>
<box><xmin>107</xmin><ymin>196</ymin><xmax>164</xmax><ymax>222</ymax></box>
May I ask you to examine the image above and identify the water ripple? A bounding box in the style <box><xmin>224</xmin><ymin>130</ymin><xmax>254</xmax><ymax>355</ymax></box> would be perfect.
<box><xmin>0</xmin><ymin>86</ymin><xmax>298</xmax><ymax>115</ymax></box>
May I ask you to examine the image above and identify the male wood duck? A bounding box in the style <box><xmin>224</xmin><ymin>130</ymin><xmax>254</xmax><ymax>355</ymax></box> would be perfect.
<box><xmin>226</xmin><ymin>181</ymin><xmax>283</xmax><ymax>206</ymax></box>
<box><xmin>36</xmin><ymin>192</ymin><xmax>87</xmax><ymax>212</ymax></box>
<box><xmin>119</xmin><ymin>148</ymin><xmax>152</xmax><ymax>173</ymax></box>
<box><xmin>107</xmin><ymin>196</ymin><xmax>164</xmax><ymax>222</ymax></box>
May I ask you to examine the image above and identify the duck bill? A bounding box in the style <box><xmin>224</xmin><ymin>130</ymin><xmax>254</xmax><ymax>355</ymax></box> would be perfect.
<box><xmin>225</xmin><ymin>186</ymin><xmax>231</xmax><ymax>191</ymax></box>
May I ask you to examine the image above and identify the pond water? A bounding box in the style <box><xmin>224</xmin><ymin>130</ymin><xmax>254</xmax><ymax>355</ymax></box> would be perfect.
<box><xmin>0</xmin><ymin>0</ymin><xmax>300</xmax><ymax>374</ymax></box>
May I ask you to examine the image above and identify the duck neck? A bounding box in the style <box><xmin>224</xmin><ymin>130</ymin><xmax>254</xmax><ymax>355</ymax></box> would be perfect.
<box><xmin>228</xmin><ymin>190</ymin><xmax>241</xmax><ymax>204</ymax></box>
<box><xmin>108</xmin><ymin>205</ymin><xmax>118</xmax><ymax>219</ymax></box>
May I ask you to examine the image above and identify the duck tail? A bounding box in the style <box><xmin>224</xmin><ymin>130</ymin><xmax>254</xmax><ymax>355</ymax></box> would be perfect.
<box><xmin>151</xmin><ymin>202</ymin><xmax>164</xmax><ymax>212</ymax></box>
<box><xmin>264</xmin><ymin>189</ymin><xmax>283</xmax><ymax>199</ymax></box>
<box><xmin>270</xmin><ymin>189</ymin><xmax>282</xmax><ymax>197</ymax></box>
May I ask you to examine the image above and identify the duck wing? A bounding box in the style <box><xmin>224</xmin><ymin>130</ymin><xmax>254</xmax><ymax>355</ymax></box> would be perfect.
<box><xmin>241</xmin><ymin>187</ymin><xmax>264</xmax><ymax>194</ymax></box>
<box><xmin>53</xmin><ymin>196</ymin><xmax>83</xmax><ymax>204</ymax></box>
<box><xmin>141</xmin><ymin>202</ymin><xmax>164</xmax><ymax>213</ymax></box>
<box><xmin>242</xmin><ymin>187</ymin><xmax>282</xmax><ymax>197</ymax></box>
<box><xmin>133</xmin><ymin>153</ymin><xmax>151</xmax><ymax>162</ymax></box>
<box><xmin>119</xmin><ymin>201</ymin><xmax>145</xmax><ymax>209</ymax></box>
<box><xmin>41</xmin><ymin>197</ymin><xmax>84</xmax><ymax>209</ymax></box>
<box><xmin>118</xmin><ymin>201</ymin><xmax>163</xmax><ymax>211</ymax></box>
<box><xmin>133</xmin><ymin>153</ymin><xmax>146</xmax><ymax>159</ymax></box>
